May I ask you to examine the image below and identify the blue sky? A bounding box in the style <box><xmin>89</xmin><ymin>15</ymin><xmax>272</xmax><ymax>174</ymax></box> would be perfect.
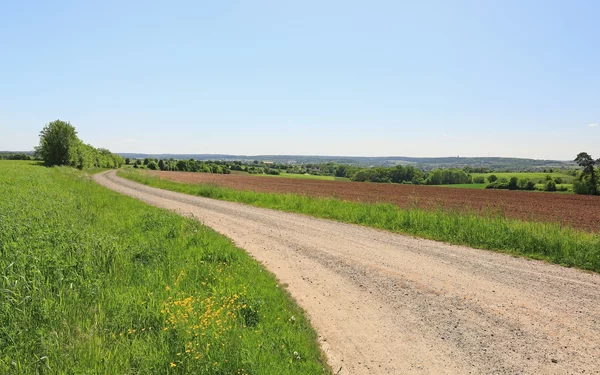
<box><xmin>1</xmin><ymin>0</ymin><xmax>598</xmax><ymax>159</ymax></box>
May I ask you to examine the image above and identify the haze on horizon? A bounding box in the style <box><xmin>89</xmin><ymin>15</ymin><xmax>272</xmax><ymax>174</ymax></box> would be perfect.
<box><xmin>1</xmin><ymin>1</ymin><xmax>598</xmax><ymax>161</ymax></box>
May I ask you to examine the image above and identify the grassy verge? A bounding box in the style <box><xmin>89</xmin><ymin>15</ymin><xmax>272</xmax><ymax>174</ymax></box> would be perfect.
<box><xmin>118</xmin><ymin>169</ymin><xmax>600</xmax><ymax>273</ymax></box>
<box><xmin>0</xmin><ymin>161</ymin><xmax>328</xmax><ymax>374</ymax></box>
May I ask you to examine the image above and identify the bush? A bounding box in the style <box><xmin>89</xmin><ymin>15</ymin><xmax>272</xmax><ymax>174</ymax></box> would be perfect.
<box><xmin>554</xmin><ymin>177</ymin><xmax>563</xmax><ymax>184</ymax></box>
<box><xmin>545</xmin><ymin>180</ymin><xmax>557</xmax><ymax>192</ymax></box>
<box><xmin>573</xmin><ymin>180</ymin><xmax>592</xmax><ymax>194</ymax></box>
<box><xmin>485</xmin><ymin>179</ymin><xmax>509</xmax><ymax>189</ymax></box>
<box><xmin>523</xmin><ymin>180</ymin><xmax>536</xmax><ymax>190</ymax></box>
<box><xmin>487</xmin><ymin>174</ymin><xmax>498</xmax><ymax>183</ymax></box>
<box><xmin>508</xmin><ymin>177</ymin><xmax>518</xmax><ymax>190</ymax></box>
<box><xmin>473</xmin><ymin>176</ymin><xmax>485</xmax><ymax>183</ymax></box>
<box><xmin>147</xmin><ymin>161</ymin><xmax>158</xmax><ymax>170</ymax></box>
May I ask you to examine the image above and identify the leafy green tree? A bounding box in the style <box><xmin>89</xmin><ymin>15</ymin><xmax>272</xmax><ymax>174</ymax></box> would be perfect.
<box><xmin>426</xmin><ymin>169</ymin><xmax>471</xmax><ymax>185</ymax></box>
<box><xmin>143</xmin><ymin>158</ymin><xmax>150</xmax><ymax>165</ymax></box>
<box><xmin>188</xmin><ymin>159</ymin><xmax>199</xmax><ymax>172</ymax></box>
<box><xmin>574</xmin><ymin>152</ymin><xmax>598</xmax><ymax>195</ymax></box>
<box><xmin>147</xmin><ymin>161</ymin><xmax>158</xmax><ymax>170</ymax></box>
<box><xmin>125</xmin><ymin>158</ymin><xmax>131</xmax><ymax>165</ymax></box>
<box><xmin>158</xmin><ymin>159</ymin><xmax>166</xmax><ymax>171</ymax></box>
<box><xmin>35</xmin><ymin>120</ymin><xmax>79</xmax><ymax>166</ymax></box>
<box><xmin>390</xmin><ymin>165</ymin><xmax>407</xmax><ymax>183</ymax></box>
<box><xmin>487</xmin><ymin>174</ymin><xmax>498</xmax><ymax>183</ymax></box>
<box><xmin>508</xmin><ymin>177</ymin><xmax>518</xmax><ymax>190</ymax></box>
<box><xmin>176</xmin><ymin>160</ymin><xmax>189</xmax><ymax>171</ymax></box>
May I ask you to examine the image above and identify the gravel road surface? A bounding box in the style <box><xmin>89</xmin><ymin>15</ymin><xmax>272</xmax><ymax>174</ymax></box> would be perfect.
<box><xmin>95</xmin><ymin>171</ymin><xmax>600</xmax><ymax>374</ymax></box>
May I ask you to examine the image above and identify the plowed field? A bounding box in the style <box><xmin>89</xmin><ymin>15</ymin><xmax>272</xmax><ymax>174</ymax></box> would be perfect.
<box><xmin>148</xmin><ymin>171</ymin><xmax>600</xmax><ymax>232</ymax></box>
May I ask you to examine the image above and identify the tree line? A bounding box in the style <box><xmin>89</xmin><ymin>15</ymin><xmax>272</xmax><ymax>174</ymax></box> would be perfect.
<box><xmin>0</xmin><ymin>153</ymin><xmax>34</xmax><ymax>160</ymax></box>
<box><xmin>35</xmin><ymin>120</ymin><xmax>124</xmax><ymax>169</ymax></box>
<box><xmin>128</xmin><ymin>157</ymin><xmax>231</xmax><ymax>174</ymax></box>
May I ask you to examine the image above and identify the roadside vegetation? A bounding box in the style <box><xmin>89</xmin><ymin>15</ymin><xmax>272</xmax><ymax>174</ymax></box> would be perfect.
<box><xmin>36</xmin><ymin>120</ymin><xmax>124</xmax><ymax>169</ymax></box>
<box><xmin>0</xmin><ymin>161</ymin><xmax>328</xmax><ymax>374</ymax></box>
<box><xmin>119</xmin><ymin>169</ymin><xmax>600</xmax><ymax>273</ymax></box>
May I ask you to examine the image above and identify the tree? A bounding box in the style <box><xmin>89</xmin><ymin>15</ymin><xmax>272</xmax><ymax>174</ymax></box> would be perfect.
<box><xmin>176</xmin><ymin>160</ymin><xmax>189</xmax><ymax>171</ymax></box>
<box><xmin>487</xmin><ymin>174</ymin><xmax>498</xmax><ymax>183</ymax></box>
<box><xmin>508</xmin><ymin>177</ymin><xmax>518</xmax><ymax>190</ymax></box>
<box><xmin>147</xmin><ymin>161</ymin><xmax>158</xmax><ymax>170</ymax></box>
<box><xmin>158</xmin><ymin>159</ymin><xmax>166</xmax><ymax>171</ymax></box>
<box><xmin>125</xmin><ymin>158</ymin><xmax>131</xmax><ymax>165</ymax></box>
<box><xmin>574</xmin><ymin>152</ymin><xmax>598</xmax><ymax>195</ymax></box>
<box><xmin>35</xmin><ymin>120</ymin><xmax>79</xmax><ymax>166</ymax></box>
<box><xmin>390</xmin><ymin>165</ymin><xmax>407</xmax><ymax>183</ymax></box>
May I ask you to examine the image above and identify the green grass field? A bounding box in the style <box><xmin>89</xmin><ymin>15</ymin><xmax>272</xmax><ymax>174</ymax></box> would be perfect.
<box><xmin>119</xmin><ymin>169</ymin><xmax>600</xmax><ymax>274</ymax></box>
<box><xmin>437</xmin><ymin>172</ymin><xmax>576</xmax><ymax>191</ymax></box>
<box><xmin>0</xmin><ymin>161</ymin><xmax>328</xmax><ymax>374</ymax></box>
<box><xmin>438</xmin><ymin>182</ymin><xmax>574</xmax><ymax>192</ymax></box>
<box><xmin>472</xmin><ymin>172</ymin><xmax>575</xmax><ymax>184</ymax></box>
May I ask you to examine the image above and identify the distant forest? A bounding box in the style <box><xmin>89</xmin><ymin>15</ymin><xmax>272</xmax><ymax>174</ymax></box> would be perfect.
<box><xmin>119</xmin><ymin>153</ymin><xmax>576</xmax><ymax>171</ymax></box>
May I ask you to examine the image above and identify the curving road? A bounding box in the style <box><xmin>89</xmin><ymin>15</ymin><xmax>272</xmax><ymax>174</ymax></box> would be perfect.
<box><xmin>94</xmin><ymin>171</ymin><xmax>600</xmax><ymax>374</ymax></box>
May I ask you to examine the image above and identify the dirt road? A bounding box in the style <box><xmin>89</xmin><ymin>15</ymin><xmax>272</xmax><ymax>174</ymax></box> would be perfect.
<box><xmin>95</xmin><ymin>171</ymin><xmax>600</xmax><ymax>374</ymax></box>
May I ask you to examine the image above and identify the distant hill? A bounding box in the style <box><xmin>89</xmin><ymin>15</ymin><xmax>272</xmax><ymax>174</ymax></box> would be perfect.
<box><xmin>118</xmin><ymin>153</ymin><xmax>577</xmax><ymax>171</ymax></box>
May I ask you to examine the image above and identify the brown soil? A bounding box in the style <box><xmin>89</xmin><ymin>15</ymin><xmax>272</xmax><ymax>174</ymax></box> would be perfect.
<box><xmin>148</xmin><ymin>171</ymin><xmax>600</xmax><ymax>232</ymax></box>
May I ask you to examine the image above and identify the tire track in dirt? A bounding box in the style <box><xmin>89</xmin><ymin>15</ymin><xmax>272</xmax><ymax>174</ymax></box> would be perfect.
<box><xmin>95</xmin><ymin>171</ymin><xmax>600</xmax><ymax>374</ymax></box>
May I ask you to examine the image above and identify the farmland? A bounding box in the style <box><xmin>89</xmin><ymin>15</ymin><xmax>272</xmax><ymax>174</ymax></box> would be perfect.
<box><xmin>0</xmin><ymin>161</ymin><xmax>327</xmax><ymax>374</ymax></box>
<box><xmin>231</xmin><ymin>170</ymin><xmax>349</xmax><ymax>181</ymax></box>
<box><xmin>140</xmin><ymin>170</ymin><xmax>600</xmax><ymax>232</ymax></box>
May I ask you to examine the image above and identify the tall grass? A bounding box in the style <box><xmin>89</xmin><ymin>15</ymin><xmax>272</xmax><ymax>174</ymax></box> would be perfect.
<box><xmin>0</xmin><ymin>161</ymin><xmax>328</xmax><ymax>374</ymax></box>
<box><xmin>119</xmin><ymin>169</ymin><xmax>600</xmax><ymax>273</ymax></box>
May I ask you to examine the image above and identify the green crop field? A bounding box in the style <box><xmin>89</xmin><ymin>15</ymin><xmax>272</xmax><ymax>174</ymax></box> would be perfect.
<box><xmin>119</xmin><ymin>169</ymin><xmax>600</xmax><ymax>274</ymax></box>
<box><xmin>471</xmin><ymin>172</ymin><xmax>575</xmax><ymax>183</ymax></box>
<box><xmin>0</xmin><ymin>161</ymin><xmax>328</xmax><ymax>374</ymax></box>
